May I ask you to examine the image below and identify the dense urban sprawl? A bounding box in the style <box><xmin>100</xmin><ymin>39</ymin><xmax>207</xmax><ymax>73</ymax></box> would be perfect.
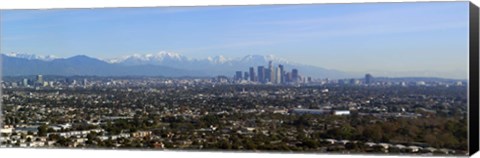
<box><xmin>0</xmin><ymin>73</ymin><xmax>468</xmax><ymax>156</ymax></box>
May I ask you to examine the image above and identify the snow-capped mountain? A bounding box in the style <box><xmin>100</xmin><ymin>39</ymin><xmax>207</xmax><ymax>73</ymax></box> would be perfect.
<box><xmin>237</xmin><ymin>54</ymin><xmax>292</xmax><ymax>65</ymax></box>
<box><xmin>99</xmin><ymin>52</ymin><xmax>351</xmax><ymax>78</ymax></box>
<box><xmin>3</xmin><ymin>52</ymin><xmax>58</xmax><ymax>61</ymax></box>
<box><xmin>206</xmin><ymin>55</ymin><xmax>231</xmax><ymax>64</ymax></box>
<box><xmin>107</xmin><ymin>51</ymin><xmax>190</xmax><ymax>65</ymax></box>
<box><xmin>106</xmin><ymin>52</ymin><xmax>293</xmax><ymax>66</ymax></box>
<box><xmin>2</xmin><ymin>51</ymin><xmax>352</xmax><ymax>78</ymax></box>
<box><xmin>1</xmin><ymin>54</ymin><xmax>202</xmax><ymax>77</ymax></box>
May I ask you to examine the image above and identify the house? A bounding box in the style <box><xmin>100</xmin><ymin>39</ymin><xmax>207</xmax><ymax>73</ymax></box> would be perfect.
<box><xmin>422</xmin><ymin>147</ymin><xmax>437</xmax><ymax>153</ymax></box>
<box><xmin>333</xmin><ymin>110</ymin><xmax>350</xmax><ymax>116</ymax></box>
<box><xmin>47</xmin><ymin>141</ymin><xmax>56</xmax><ymax>146</ymax></box>
<box><xmin>339</xmin><ymin>140</ymin><xmax>350</xmax><ymax>145</ymax></box>
<box><xmin>244</xmin><ymin>127</ymin><xmax>255</xmax><ymax>132</ymax></box>
<box><xmin>272</xmin><ymin>109</ymin><xmax>288</xmax><ymax>114</ymax></box>
<box><xmin>131</xmin><ymin>131</ymin><xmax>152</xmax><ymax>138</ymax></box>
<box><xmin>377</xmin><ymin>143</ymin><xmax>390</xmax><ymax>150</ymax></box>
<box><xmin>98</xmin><ymin>136</ymin><xmax>110</xmax><ymax>141</ymax></box>
<box><xmin>75</xmin><ymin>138</ymin><xmax>88</xmax><ymax>143</ymax></box>
<box><xmin>393</xmin><ymin>144</ymin><xmax>406</xmax><ymax>150</ymax></box>
<box><xmin>14</xmin><ymin>126</ymin><xmax>39</xmax><ymax>134</ymax></box>
<box><xmin>0</xmin><ymin>126</ymin><xmax>14</xmax><ymax>134</ymax></box>
<box><xmin>365</xmin><ymin>142</ymin><xmax>377</xmax><ymax>147</ymax></box>
<box><xmin>19</xmin><ymin>143</ymin><xmax>28</xmax><ymax>147</ymax></box>
<box><xmin>438</xmin><ymin>148</ymin><xmax>450</xmax><ymax>154</ymax></box>
<box><xmin>89</xmin><ymin>129</ymin><xmax>104</xmax><ymax>133</ymax></box>
<box><xmin>153</xmin><ymin>142</ymin><xmax>164</xmax><ymax>149</ymax></box>
<box><xmin>58</xmin><ymin>123</ymin><xmax>72</xmax><ymax>130</ymax></box>
<box><xmin>407</xmin><ymin>146</ymin><xmax>420</xmax><ymax>152</ymax></box>
<box><xmin>37</xmin><ymin>137</ymin><xmax>47</xmax><ymax>142</ymax></box>
<box><xmin>31</xmin><ymin>141</ymin><xmax>45</xmax><ymax>147</ymax></box>
<box><xmin>48</xmin><ymin>125</ymin><xmax>62</xmax><ymax>131</ymax></box>
<box><xmin>290</xmin><ymin>109</ymin><xmax>329</xmax><ymax>115</ymax></box>
<box><xmin>324</xmin><ymin>139</ymin><xmax>337</xmax><ymax>144</ymax></box>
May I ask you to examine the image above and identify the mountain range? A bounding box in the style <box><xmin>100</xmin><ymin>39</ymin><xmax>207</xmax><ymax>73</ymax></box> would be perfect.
<box><xmin>1</xmin><ymin>52</ymin><xmax>352</xmax><ymax>79</ymax></box>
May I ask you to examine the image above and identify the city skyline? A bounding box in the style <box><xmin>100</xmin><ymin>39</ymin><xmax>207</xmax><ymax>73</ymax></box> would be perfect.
<box><xmin>233</xmin><ymin>61</ymin><xmax>302</xmax><ymax>84</ymax></box>
<box><xmin>0</xmin><ymin>2</ymin><xmax>469</xmax><ymax>79</ymax></box>
<box><xmin>1</xmin><ymin>52</ymin><xmax>469</xmax><ymax>80</ymax></box>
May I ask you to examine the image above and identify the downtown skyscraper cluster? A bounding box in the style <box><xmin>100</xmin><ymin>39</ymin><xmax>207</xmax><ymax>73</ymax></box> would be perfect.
<box><xmin>234</xmin><ymin>61</ymin><xmax>304</xmax><ymax>84</ymax></box>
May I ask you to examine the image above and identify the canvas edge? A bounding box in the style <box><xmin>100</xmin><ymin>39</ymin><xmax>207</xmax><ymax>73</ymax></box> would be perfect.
<box><xmin>469</xmin><ymin>1</ymin><xmax>480</xmax><ymax>156</ymax></box>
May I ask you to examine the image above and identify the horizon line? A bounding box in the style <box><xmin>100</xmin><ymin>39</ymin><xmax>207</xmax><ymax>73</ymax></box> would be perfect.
<box><xmin>2</xmin><ymin>74</ymin><xmax>468</xmax><ymax>81</ymax></box>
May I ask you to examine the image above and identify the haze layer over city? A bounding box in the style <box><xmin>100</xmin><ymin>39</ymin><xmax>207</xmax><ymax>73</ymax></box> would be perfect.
<box><xmin>0</xmin><ymin>1</ymin><xmax>469</xmax><ymax>156</ymax></box>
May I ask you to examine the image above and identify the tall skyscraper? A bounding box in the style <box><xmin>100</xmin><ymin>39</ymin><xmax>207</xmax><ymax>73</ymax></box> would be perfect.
<box><xmin>235</xmin><ymin>71</ymin><xmax>243</xmax><ymax>80</ymax></box>
<box><xmin>278</xmin><ymin>64</ymin><xmax>285</xmax><ymax>84</ymax></box>
<box><xmin>365</xmin><ymin>73</ymin><xmax>373</xmax><ymax>85</ymax></box>
<box><xmin>23</xmin><ymin>78</ymin><xmax>29</xmax><ymax>87</ymax></box>
<box><xmin>257</xmin><ymin>66</ymin><xmax>265</xmax><ymax>83</ymax></box>
<box><xmin>276</xmin><ymin>67</ymin><xmax>282</xmax><ymax>84</ymax></box>
<box><xmin>285</xmin><ymin>72</ymin><xmax>292</xmax><ymax>83</ymax></box>
<box><xmin>265</xmin><ymin>69</ymin><xmax>271</xmax><ymax>83</ymax></box>
<box><xmin>292</xmin><ymin>69</ymin><xmax>299</xmax><ymax>82</ymax></box>
<box><xmin>249</xmin><ymin>67</ymin><xmax>255</xmax><ymax>82</ymax></box>
<box><xmin>244</xmin><ymin>72</ymin><xmax>249</xmax><ymax>81</ymax></box>
<box><xmin>269</xmin><ymin>61</ymin><xmax>275</xmax><ymax>83</ymax></box>
<box><xmin>36</xmin><ymin>75</ymin><xmax>43</xmax><ymax>84</ymax></box>
<box><xmin>83</xmin><ymin>78</ymin><xmax>88</xmax><ymax>86</ymax></box>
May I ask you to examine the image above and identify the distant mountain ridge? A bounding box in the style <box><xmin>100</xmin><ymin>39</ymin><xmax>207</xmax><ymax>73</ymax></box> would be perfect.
<box><xmin>105</xmin><ymin>52</ymin><xmax>293</xmax><ymax>66</ymax></box>
<box><xmin>102</xmin><ymin>52</ymin><xmax>351</xmax><ymax>78</ymax></box>
<box><xmin>4</xmin><ymin>52</ymin><xmax>59</xmax><ymax>61</ymax></box>
<box><xmin>2</xmin><ymin>52</ymin><xmax>352</xmax><ymax>79</ymax></box>
<box><xmin>2</xmin><ymin>54</ymin><xmax>204</xmax><ymax>77</ymax></box>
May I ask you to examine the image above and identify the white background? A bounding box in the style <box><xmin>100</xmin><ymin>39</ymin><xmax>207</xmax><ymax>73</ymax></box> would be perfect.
<box><xmin>0</xmin><ymin>0</ymin><xmax>478</xmax><ymax>158</ymax></box>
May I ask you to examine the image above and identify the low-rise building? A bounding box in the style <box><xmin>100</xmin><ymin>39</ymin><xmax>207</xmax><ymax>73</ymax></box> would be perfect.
<box><xmin>131</xmin><ymin>131</ymin><xmax>152</xmax><ymax>138</ymax></box>
<box><xmin>333</xmin><ymin>110</ymin><xmax>350</xmax><ymax>116</ymax></box>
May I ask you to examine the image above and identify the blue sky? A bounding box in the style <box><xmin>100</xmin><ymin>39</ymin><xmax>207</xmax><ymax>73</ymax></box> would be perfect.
<box><xmin>0</xmin><ymin>2</ymin><xmax>469</xmax><ymax>79</ymax></box>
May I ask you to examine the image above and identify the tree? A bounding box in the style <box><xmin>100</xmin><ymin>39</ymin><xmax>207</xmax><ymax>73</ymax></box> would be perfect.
<box><xmin>219</xmin><ymin>140</ymin><xmax>232</xmax><ymax>149</ymax></box>
<box><xmin>303</xmin><ymin>140</ymin><xmax>318</xmax><ymax>149</ymax></box>
<box><xmin>345</xmin><ymin>142</ymin><xmax>358</xmax><ymax>150</ymax></box>
<box><xmin>244</xmin><ymin>139</ymin><xmax>257</xmax><ymax>150</ymax></box>
<box><xmin>362</xmin><ymin>125</ymin><xmax>383</xmax><ymax>142</ymax></box>
<box><xmin>37</xmin><ymin>124</ymin><xmax>49</xmax><ymax>136</ymax></box>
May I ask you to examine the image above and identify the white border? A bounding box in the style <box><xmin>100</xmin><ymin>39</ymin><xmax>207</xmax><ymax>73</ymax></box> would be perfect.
<box><xmin>0</xmin><ymin>0</ymin><xmax>478</xmax><ymax>158</ymax></box>
<box><xmin>0</xmin><ymin>0</ymin><xmax>474</xmax><ymax>9</ymax></box>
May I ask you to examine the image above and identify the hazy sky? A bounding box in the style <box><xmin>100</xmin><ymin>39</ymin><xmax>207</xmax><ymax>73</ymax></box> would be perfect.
<box><xmin>0</xmin><ymin>2</ymin><xmax>469</xmax><ymax>79</ymax></box>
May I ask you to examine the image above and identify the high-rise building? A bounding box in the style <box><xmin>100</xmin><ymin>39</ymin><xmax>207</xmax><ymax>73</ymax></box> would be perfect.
<box><xmin>36</xmin><ymin>75</ymin><xmax>43</xmax><ymax>84</ymax></box>
<box><xmin>276</xmin><ymin>67</ymin><xmax>282</xmax><ymax>84</ymax></box>
<box><xmin>244</xmin><ymin>72</ymin><xmax>249</xmax><ymax>81</ymax></box>
<box><xmin>349</xmin><ymin>78</ymin><xmax>356</xmax><ymax>85</ymax></box>
<box><xmin>235</xmin><ymin>71</ymin><xmax>243</xmax><ymax>80</ymax></box>
<box><xmin>23</xmin><ymin>78</ymin><xmax>29</xmax><ymax>87</ymax></box>
<box><xmin>83</xmin><ymin>78</ymin><xmax>88</xmax><ymax>86</ymax></box>
<box><xmin>285</xmin><ymin>72</ymin><xmax>292</xmax><ymax>83</ymax></box>
<box><xmin>365</xmin><ymin>73</ymin><xmax>373</xmax><ymax>85</ymax></box>
<box><xmin>265</xmin><ymin>69</ymin><xmax>271</xmax><ymax>83</ymax></box>
<box><xmin>268</xmin><ymin>61</ymin><xmax>275</xmax><ymax>83</ymax></box>
<box><xmin>257</xmin><ymin>66</ymin><xmax>265</xmax><ymax>83</ymax></box>
<box><xmin>278</xmin><ymin>64</ymin><xmax>285</xmax><ymax>84</ymax></box>
<box><xmin>66</xmin><ymin>78</ymin><xmax>75</xmax><ymax>85</ymax></box>
<box><xmin>292</xmin><ymin>69</ymin><xmax>299</xmax><ymax>82</ymax></box>
<box><xmin>249</xmin><ymin>67</ymin><xmax>255</xmax><ymax>82</ymax></box>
